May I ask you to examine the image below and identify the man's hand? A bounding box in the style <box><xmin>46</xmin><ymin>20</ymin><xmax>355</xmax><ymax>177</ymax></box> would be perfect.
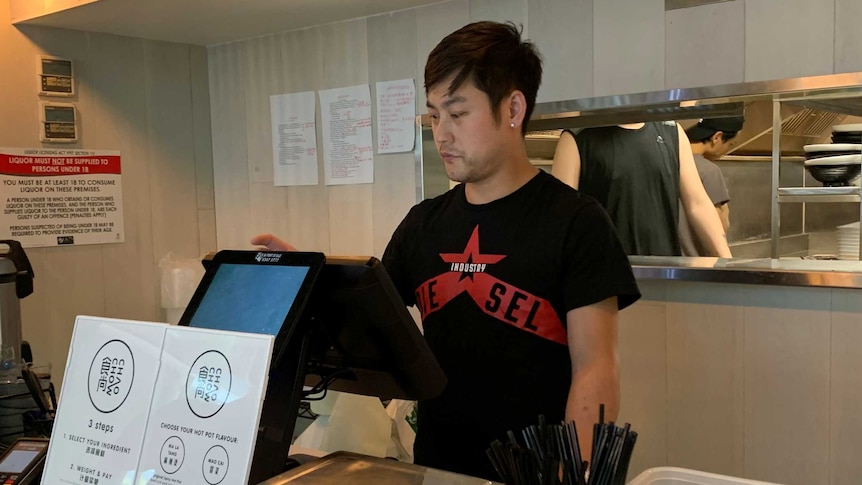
<box><xmin>250</xmin><ymin>233</ymin><xmax>297</xmax><ymax>251</ymax></box>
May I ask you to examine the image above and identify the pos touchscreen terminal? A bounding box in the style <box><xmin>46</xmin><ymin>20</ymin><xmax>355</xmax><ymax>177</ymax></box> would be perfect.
<box><xmin>178</xmin><ymin>250</ymin><xmax>446</xmax><ymax>483</ymax></box>
<box><xmin>179</xmin><ymin>250</ymin><xmax>325</xmax><ymax>366</ymax></box>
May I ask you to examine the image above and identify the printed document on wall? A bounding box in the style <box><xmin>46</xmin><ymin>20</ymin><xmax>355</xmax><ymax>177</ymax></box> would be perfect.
<box><xmin>270</xmin><ymin>91</ymin><xmax>318</xmax><ymax>186</ymax></box>
<box><xmin>319</xmin><ymin>84</ymin><xmax>373</xmax><ymax>185</ymax></box>
<box><xmin>376</xmin><ymin>79</ymin><xmax>416</xmax><ymax>154</ymax></box>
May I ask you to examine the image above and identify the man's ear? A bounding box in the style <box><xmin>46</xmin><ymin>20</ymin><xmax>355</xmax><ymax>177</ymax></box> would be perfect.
<box><xmin>711</xmin><ymin>131</ymin><xmax>724</xmax><ymax>145</ymax></box>
<box><xmin>507</xmin><ymin>90</ymin><xmax>527</xmax><ymax>129</ymax></box>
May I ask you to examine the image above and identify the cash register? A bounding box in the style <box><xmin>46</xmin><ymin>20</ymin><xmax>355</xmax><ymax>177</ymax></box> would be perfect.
<box><xmin>178</xmin><ymin>250</ymin><xmax>449</xmax><ymax>484</ymax></box>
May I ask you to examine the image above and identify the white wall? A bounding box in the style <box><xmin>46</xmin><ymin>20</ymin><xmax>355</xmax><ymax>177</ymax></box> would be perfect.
<box><xmin>0</xmin><ymin>0</ymin><xmax>215</xmax><ymax>388</ymax></box>
<box><xmin>209</xmin><ymin>0</ymin><xmax>861</xmax><ymax>257</ymax></box>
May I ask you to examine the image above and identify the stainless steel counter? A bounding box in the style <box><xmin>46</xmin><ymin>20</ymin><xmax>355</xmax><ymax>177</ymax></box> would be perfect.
<box><xmin>630</xmin><ymin>256</ymin><xmax>862</xmax><ymax>289</ymax></box>
<box><xmin>258</xmin><ymin>452</ymin><xmax>498</xmax><ymax>485</ymax></box>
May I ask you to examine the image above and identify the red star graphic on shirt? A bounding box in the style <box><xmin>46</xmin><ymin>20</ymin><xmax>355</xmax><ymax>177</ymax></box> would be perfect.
<box><xmin>439</xmin><ymin>226</ymin><xmax>506</xmax><ymax>275</ymax></box>
<box><xmin>415</xmin><ymin>225</ymin><xmax>566</xmax><ymax>345</ymax></box>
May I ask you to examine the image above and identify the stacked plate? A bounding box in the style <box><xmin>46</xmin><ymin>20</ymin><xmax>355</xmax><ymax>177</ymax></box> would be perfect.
<box><xmin>803</xmin><ymin>144</ymin><xmax>862</xmax><ymax>159</ymax></box>
<box><xmin>838</xmin><ymin>221</ymin><xmax>861</xmax><ymax>260</ymax></box>
<box><xmin>803</xmin><ymin>129</ymin><xmax>862</xmax><ymax>186</ymax></box>
<box><xmin>802</xmin><ymin>148</ymin><xmax>862</xmax><ymax>187</ymax></box>
<box><xmin>832</xmin><ymin>124</ymin><xmax>862</xmax><ymax>144</ymax></box>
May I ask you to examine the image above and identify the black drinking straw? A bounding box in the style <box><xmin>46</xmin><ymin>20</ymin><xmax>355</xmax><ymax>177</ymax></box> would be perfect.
<box><xmin>486</xmin><ymin>406</ymin><xmax>638</xmax><ymax>485</ymax></box>
<box><xmin>614</xmin><ymin>431</ymin><xmax>637</xmax><ymax>485</ymax></box>
<box><xmin>488</xmin><ymin>447</ymin><xmax>507</xmax><ymax>483</ymax></box>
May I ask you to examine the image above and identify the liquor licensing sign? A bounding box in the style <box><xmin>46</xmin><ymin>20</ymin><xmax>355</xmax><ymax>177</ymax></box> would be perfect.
<box><xmin>0</xmin><ymin>147</ymin><xmax>124</xmax><ymax>247</ymax></box>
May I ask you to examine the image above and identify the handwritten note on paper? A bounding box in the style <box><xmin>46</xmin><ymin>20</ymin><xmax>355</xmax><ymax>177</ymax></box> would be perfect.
<box><xmin>376</xmin><ymin>79</ymin><xmax>417</xmax><ymax>154</ymax></box>
<box><xmin>319</xmin><ymin>85</ymin><xmax>374</xmax><ymax>185</ymax></box>
<box><xmin>270</xmin><ymin>91</ymin><xmax>318</xmax><ymax>186</ymax></box>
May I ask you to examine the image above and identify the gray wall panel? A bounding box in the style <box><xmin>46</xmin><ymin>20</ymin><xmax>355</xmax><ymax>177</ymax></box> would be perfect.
<box><xmin>835</xmin><ymin>0</ymin><xmax>862</xmax><ymax>73</ymax></box>
<box><xmin>594</xmin><ymin>0</ymin><xmax>665</xmax><ymax>96</ymax></box>
<box><xmin>665</xmin><ymin>0</ymin><xmax>744</xmax><ymax>88</ymax></box>
<box><xmin>528</xmin><ymin>0</ymin><xmax>594</xmax><ymax>102</ymax></box>
<box><xmin>745</xmin><ymin>0</ymin><xmax>834</xmax><ymax>81</ymax></box>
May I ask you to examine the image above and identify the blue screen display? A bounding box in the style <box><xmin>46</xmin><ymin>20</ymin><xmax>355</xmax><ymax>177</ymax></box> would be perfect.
<box><xmin>0</xmin><ymin>450</ymin><xmax>38</xmax><ymax>473</ymax></box>
<box><xmin>188</xmin><ymin>263</ymin><xmax>310</xmax><ymax>336</ymax></box>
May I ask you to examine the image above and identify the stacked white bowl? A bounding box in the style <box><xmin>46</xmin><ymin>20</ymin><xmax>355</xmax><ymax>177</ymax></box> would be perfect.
<box><xmin>837</xmin><ymin>221</ymin><xmax>861</xmax><ymax>260</ymax></box>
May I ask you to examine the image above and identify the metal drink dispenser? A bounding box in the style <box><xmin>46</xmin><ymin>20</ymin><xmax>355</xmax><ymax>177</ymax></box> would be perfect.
<box><xmin>0</xmin><ymin>241</ymin><xmax>34</xmax><ymax>362</ymax></box>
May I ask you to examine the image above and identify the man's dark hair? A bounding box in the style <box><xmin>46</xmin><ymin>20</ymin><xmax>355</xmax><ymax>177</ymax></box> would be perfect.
<box><xmin>686</xmin><ymin>128</ymin><xmax>739</xmax><ymax>144</ymax></box>
<box><xmin>424</xmin><ymin>21</ymin><xmax>543</xmax><ymax>135</ymax></box>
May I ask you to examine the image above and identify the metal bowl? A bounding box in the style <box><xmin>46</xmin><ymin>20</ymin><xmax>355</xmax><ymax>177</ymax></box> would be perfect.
<box><xmin>805</xmin><ymin>164</ymin><xmax>861</xmax><ymax>186</ymax></box>
<box><xmin>832</xmin><ymin>135</ymin><xmax>862</xmax><ymax>144</ymax></box>
<box><xmin>807</xmin><ymin>151</ymin><xmax>861</xmax><ymax>159</ymax></box>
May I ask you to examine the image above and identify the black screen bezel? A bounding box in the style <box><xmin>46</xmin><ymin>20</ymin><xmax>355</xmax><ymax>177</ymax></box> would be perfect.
<box><xmin>0</xmin><ymin>438</ymin><xmax>48</xmax><ymax>476</ymax></box>
<box><xmin>303</xmin><ymin>256</ymin><xmax>447</xmax><ymax>400</ymax></box>
<box><xmin>178</xmin><ymin>250</ymin><xmax>325</xmax><ymax>366</ymax></box>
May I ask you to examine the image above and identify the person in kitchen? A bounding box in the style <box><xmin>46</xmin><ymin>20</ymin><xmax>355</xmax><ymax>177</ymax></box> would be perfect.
<box><xmin>551</xmin><ymin>122</ymin><xmax>732</xmax><ymax>257</ymax></box>
<box><xmin>252</xmin><ymin>21</ymin><xmax>641</xmax><ymax>481</ymax></box>
<box><xmin>677</xmin><ymin>116</ymin><xmax>745</xmax><ymax>256</ymax></box>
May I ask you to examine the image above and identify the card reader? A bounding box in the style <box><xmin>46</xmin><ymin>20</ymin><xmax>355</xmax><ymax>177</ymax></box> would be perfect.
<box><xmin>0</xmin><ymin>438</ymin><xmax>49</xmax><ymax>484</ymax></box>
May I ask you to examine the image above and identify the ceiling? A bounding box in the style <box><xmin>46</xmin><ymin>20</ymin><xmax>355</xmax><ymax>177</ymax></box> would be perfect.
<box><xmin>14</xmin><ymin>0</ymin><xmax>445</xmax><ymax>46</ymax></box>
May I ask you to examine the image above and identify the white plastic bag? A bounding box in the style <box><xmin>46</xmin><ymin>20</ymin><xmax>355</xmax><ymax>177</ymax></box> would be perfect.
<box><xmin>158</xmin><ymin>252</ymin><xmax>204</xmax><ymax>324</ymax></box>
<box><xmin>385</xmin><ymin>399</ymin><xmax>418</xmax><ymax>463</ymax></box>
<box><xmin>293</xmin><ymin>391</ymin><xmax>391</xmax><ymax>458</ymax></box>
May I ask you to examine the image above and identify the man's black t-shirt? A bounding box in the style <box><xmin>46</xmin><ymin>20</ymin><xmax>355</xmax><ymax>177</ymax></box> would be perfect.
<box><xmin>382</xmin><ymin>171</ymin><xmax>640</xmax><ymax>480</ymax></box>
<box><xmin>572</xmin><ymin>122</ymin><xmax>682</xmax><ymax>256</ymax></box>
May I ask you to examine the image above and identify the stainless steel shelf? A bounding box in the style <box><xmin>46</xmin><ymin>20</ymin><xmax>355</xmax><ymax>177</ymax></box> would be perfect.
<box><xmin>777</xmin><ymin>187</ymin><xmax>861</xmax><ymax>203</ymax></box>
<box><xmin>765</xmin><ymin>89</ymin><xmax>862</xmax><ymax>258</ymax></box>
<box><xmin>778</xmin><ymin>194</ymin><xmax>861</xmax><ymax>203</ymax></box>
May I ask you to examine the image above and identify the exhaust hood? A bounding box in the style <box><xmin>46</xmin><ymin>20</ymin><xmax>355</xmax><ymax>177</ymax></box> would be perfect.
<box><xmin>708</xmin><ymin>99</ymin><xmax>855</xmax><ymax>157</ymax></box>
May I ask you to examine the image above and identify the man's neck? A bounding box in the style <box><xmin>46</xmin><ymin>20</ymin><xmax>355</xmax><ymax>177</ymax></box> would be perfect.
<box><xmin>690</xmin><ymin>142</ymin><xmax>707</xmax><ymax>156</ymax></box>
<box><xmin>464</xmin><ymin>153</ymin><xmax>538</xmax><ymax>205</ymax></box>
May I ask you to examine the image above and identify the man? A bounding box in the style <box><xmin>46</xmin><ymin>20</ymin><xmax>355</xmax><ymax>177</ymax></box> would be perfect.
<box><xmin>552</xmin><ymin>122</ymin><xmax>732</xmax><ymax>258</ymax></box>
<box><xmin>253</xmin><ymin>21</ymin><xmax>640</xmax><ymax>480</ymax></box>
<box><xmin>678</xmin><ymin>117</ymin><xmax>744</xmax><ymax>256</ymax></box>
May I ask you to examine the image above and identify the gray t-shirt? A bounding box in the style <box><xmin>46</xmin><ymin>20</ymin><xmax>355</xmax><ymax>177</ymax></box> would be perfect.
<box><xmin>679</xmin><ymin>154</ymin><xmax>730</xmax><ymax>257</ymax></box>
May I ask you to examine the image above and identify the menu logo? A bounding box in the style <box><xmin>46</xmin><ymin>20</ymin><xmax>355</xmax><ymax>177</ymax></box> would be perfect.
<box><xmin>254</xmin><ymin>252</ymin><xmax>282</xmax><ymax>263</ymax></box>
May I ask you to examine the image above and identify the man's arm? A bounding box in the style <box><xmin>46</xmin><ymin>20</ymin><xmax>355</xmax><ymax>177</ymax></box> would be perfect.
<box><xmin>566</xmin><ymin>296</ymin><xmax>620</xmax><ymax>464</ymax></box>
<box><xmin>552</xmin><ymin>131</ymin><xmax>581</xmax><ymax>189</ymax></box>
<box><xmin>697</xmin><ymin>162</ymin><xmax>731</xmax><ymax>236</ymax></box>
<box><xmin>717</xmin><ymin>203</ymin><xmax>730</xmax><ymax>233</ymax></box>
<box><xmin>677</xmin><ymin>124</ymin><xmax>732</xmax><ymax>257</ymax></box>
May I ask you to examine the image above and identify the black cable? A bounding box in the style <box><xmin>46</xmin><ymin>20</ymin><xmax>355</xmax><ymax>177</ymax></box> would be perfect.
<box><xmin>300</xmin><ymin>369</ymin><xmax>352</xmax><ymax>400</ymax></box>
<box><xmin>301</xmin><ymin>373</ymin><xmax>337</xmax><ymax>397</ymax></box>
<box><xmin>302</xmin><ymin>388</ymin><xmax>330</xmax><ymax>402</ymax></box>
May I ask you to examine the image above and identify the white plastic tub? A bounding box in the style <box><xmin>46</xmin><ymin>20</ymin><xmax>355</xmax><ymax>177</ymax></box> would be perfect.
<box><xmin>627</xmin><ymin>467</ymin><xmax>786</xmax><ymax>485</ymax></box>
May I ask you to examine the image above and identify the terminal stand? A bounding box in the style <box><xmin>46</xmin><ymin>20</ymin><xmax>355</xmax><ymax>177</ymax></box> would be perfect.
<box><xmin>248</xmin><ymin>325</ymin><xmax>313</xmax><ymax>483</ymax></box>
